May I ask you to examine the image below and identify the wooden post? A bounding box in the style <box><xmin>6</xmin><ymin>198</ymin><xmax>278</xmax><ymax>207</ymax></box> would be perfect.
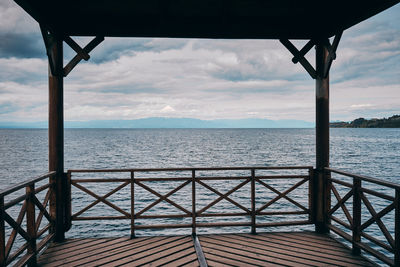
<box><xmin>395</xmin><ymin>188</ymin><xmax>400</xmax><ymax>267</ymax></box>
<box><xmin>192</xmin><ymin>170</ymin><xmax>196</xmax><ymax>235</ymax></box>
<box><xmin>130</xmin><ymin>171</ymin><xmax>135</xmax><ymax>238</ymax></box>
<box><xmin>251</xmin><ymin>169</ymin><xmax>256</xmax><ymax>234</ymax></box>
<box><xmin>315</xmin><ymin>42</ymin><xmax>330</xmax><ymax>234</ymax></box>
<box><xmin>308</xmin><ymin>168</ymin><xmax>314</xmax><ymax>223</ymax></box>
<box><xmin>65</xmin><ymin>172</ymin><xmax>72</xmax><ymax>232</ymax></box>
<box><xmin>352</xmin><ymin>178</ymin><xmax>361</xmax><ymax>255</ymax></box>
<box><xmin>48</xmin><ymin>36</ymin><xmax>65</xmax><ymax>242</ymax></box>
<box><xmin>0</xmin><ymin>197</ymin><xmax>5</xmax><ymax>267</ymax></box>
<box><xmin>26</xmin><ymin>184</ymin><xmax>37</xmax><ymax>266</ymax></box>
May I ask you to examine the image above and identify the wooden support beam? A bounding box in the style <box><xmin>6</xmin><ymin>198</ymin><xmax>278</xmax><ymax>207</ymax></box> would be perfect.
<box><xmin>315</xmin><ymin>42</ymin><xmax>330</xmax><ymax>234</ymax></box>
<box><xmin>48</xmin><ymin>35</ymin><xmax>65</xmax><ymax>242</ymax></box>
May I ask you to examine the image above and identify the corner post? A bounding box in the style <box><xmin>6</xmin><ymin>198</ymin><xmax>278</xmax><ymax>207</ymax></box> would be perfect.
<box><xmin>315</xmin><ymin>42</ymin><xmax>330</xmax><ymax>234</ymax></box>
<box><xmin>395</xmin><ymin>188</ymin><xmax>399</xmax><ymax>266</ymax></box>
<box><xmin>48</xmin><ymin>36</ymin><xmax>65</xmax><ymax>242</ymax></box>
<box><xmin>251</xmin><ymin>169</ymin><xmax>256</xmax><ymax>234</ymax></box>
<box><xmin>0</xmin><ymin>197</ymin><xmax>5</xmax><ymax>267</ymax></box>
<box><xmin>26</xmin><ymin>184</ymin><xmax>37</xmax><ymax>266</ymax></box>
<box><xmin>192</xmin><ymin>170</ymin><xmax>196</xmax><ymax>235</ymax></box>
<box><xmin>352</xmin><ymin>178</ymin><xmax>361</xmax><ymax>255</ymax></box>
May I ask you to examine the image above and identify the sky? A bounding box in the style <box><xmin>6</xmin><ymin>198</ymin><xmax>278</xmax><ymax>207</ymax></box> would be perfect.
<box><xmin>0</xmin><ymin>1</ymin><xmax>399</xmax><ymax>124</ymax></box>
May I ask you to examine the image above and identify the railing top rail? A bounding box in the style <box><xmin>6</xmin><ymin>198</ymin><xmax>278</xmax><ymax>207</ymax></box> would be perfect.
<box><xmin>0</xmin><ymin>171</ymin><xmax>56</xmax><ymax>198</ymax></box>
<box><xmin>326</xmin><ymin>167</ymin><xmax>400</xmax><ymax>190</ymax></box>
<box><xmin>68</xmin><ymin>166</ymin><xmax>313</xmax><ymax>173</ymax></box>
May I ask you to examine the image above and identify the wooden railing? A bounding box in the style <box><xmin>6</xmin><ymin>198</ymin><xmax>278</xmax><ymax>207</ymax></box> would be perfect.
<box><xmin>0</xmin><ymin>172</ymin><xmax>56</xmax><ymax>267</ymax></box>
<box><xmin>67</xmin><ymin>166</ymin><xmax>314</xmax><ymax>237</ymax></box>
<box><xmin>326</xmin><ymin>168</ymin><xmax>400</xmax><ymax>267</ymax></box>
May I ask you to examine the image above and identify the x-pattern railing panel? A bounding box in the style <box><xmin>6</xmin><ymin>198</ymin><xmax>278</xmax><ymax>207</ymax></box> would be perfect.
<box><xmin>360</xmin><ymin>191</ymin><xmax>395</xmax><ymax>249</ymax></box>
<box><xmin>69</xmin><ymin>167</ymin><xmax>313</xmax><ymax>238</ymax></box>
<box><xmin>326</xmin><ymin>168</ymin><xmax>399</xmax><ymax>267</ymax></box>
<box><xmin>135</xmin><ymin>180</ymin><xmax>192</xmax><ymax>217</ymax></box>
<box><xmin>0</xmin><ymin>172</ymin><xmax>56</xmax><ymax>267</ymax></box>
<box><xmin>255</xmin><ymin>177</ymin><xmax>309</xmax><ymax>214</ymax></box>
<box><xmin>71</xmin><ymin>181</ymin><xmax>131</xmax><ymax>219</ymax></box>
<box><xmin>329</xmin><ymin>183</ymin><xmax>354</xmax><ymax>228</ymax></box>
<box><xmin>196</xmin><ymin>178</ymin><xmax>251</xmax><ymax>215</ymax></box>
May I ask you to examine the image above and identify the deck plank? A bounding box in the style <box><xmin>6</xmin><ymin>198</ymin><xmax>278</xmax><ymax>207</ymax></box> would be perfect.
<box><xmin>38</xmin><ymin>232</ymin><xmax>376</xmax><ymax>267</ymax></box>
<box><xmin>230</xmin><ymin>234</ymin><xmax>367</xmax><ymax>265</ymax></box>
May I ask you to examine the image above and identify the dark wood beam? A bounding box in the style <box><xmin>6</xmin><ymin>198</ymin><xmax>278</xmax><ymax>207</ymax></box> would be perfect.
<box><xmin>315</xmin><ymin>42</ymin><xmax>330</xmax><ymax>234</ymax></box>
<box><xmin>48</xmin><ymin>35</ymin><xmax>65</xmax><ymax>242</ymax></box>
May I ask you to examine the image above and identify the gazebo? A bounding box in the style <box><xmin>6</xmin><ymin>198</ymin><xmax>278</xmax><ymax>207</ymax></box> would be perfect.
<box><xmin>1</xmin><ymin>0</ymin><xmax>399</xmax><ymax>266</ymax></box>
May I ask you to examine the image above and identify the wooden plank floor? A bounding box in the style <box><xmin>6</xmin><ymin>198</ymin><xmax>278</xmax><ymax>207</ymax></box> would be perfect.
<box><xmin>38</xmin><ymin>232</ymin><xmax>375</xmax><ymax>266</ymax></box>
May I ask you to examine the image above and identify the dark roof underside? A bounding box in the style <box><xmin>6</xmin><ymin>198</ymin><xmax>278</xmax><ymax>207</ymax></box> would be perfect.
<box><xmin>15</xmin><ymin>0</ymin><xmax>400</xmax><ymax>39</ymax></box>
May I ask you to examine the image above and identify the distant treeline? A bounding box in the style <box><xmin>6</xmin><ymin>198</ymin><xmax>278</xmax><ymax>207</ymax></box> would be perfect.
<box><xmin>330</xmin><ymin>115</ymin><xmax>400</xmax><ymax>128</ymax></box>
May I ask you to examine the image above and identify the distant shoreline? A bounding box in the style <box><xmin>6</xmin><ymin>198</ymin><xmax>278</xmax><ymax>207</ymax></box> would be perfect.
<box><xmin>330</xmin><ymin>115</ymin><xmax>400</xmax><ymax>128</ymax></box>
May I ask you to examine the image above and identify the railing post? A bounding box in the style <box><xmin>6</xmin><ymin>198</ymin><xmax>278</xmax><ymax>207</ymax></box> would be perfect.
<box><xmin>26</xmin><ymin>184</ymin><xmax>37</xmax><ymax>267</ymax></box>
<box><xmin>395</xmin><ymin>188</ymin><xmax>400</xmax><ymax>267</ymax></box>
<box><xmin>130</xmin><ymin>171</ymin><xmax>135</xmax><ymax>238</ymax></box>
<box><xmin>192</xmin><ymin>170</ymin><xmax>196</xmax><ymax>235</ymax></box>
<box><xmin>0</xmin><ymin>197</ymin><xmax>5</xmax><ymax>267</ymax></box>
<box><xmin>352</xmin><ymin>178</ymin><xmax>361</xmax><ymax>255</ymax></box>
<box><xmin>251</xmin><ymin>169</ymin><xmax>256</xmax><ymax>234</ymax></box>
<box><xmin>65</xmin><ymin>172</ymin><xmax>72</xmax><ymax>232</ymax></box>
<box><xmin>308</xmin><ymin>168</ymin><xmax>314</xmax><ymax>223</ymax></box>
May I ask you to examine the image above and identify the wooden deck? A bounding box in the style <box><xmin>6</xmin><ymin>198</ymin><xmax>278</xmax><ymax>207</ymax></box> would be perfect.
<box><xmin>38</xmin><ymin>232</ymin><xmax>375</xmax><ymax>266</ymax></box>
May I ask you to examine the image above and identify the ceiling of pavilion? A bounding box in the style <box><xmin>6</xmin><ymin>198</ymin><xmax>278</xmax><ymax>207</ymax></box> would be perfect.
<box><xmin>14</xmin><ymin>0</ymin><xmax>400</xmax><ymax>39</ymax></box>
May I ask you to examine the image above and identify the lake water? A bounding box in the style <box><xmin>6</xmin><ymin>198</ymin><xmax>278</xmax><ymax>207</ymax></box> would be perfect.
<box><xmin>0</xmin><ymin>128</ymin><xmax>399</xmax><ymax>264</ymax></box>
<box><xmin>1</xmin><ymin>128</ymin><xmax>399</xmax><ymax>187</ymax></box>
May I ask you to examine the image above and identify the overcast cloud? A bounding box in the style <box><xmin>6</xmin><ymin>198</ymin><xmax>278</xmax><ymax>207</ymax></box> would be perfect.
<box><xmin>0</xmin><ymin>0</ymin><xmax>399</xmax><ymax>123</ymax></box>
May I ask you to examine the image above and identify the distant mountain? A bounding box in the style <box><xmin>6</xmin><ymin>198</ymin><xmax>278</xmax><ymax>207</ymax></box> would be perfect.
<box><xmin>330</xmin><ymin>115</ymin><xmax>400</xmax><ymax>128</ymax></box>
<box><xmin>0</xmin><ymin>117</ymin><xmax>314</xmax><ymax>128</ymax></box>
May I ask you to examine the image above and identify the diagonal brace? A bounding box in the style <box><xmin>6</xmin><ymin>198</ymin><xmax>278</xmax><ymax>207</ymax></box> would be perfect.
<box><xmin>72</xmin><ymin>182</ymin><xmax>131</xmax><ymax>218</ymax></box>
<box><xmin>197</xmin><ymin>179</ymin><xmax>250</xmax><ymax>215</ymax></box>
<box><xmin>323</xmin><ymin>32</ymin><xmax>342</xmax><ymax>78</ymax></box>
<box><xmin>280</xmin><ymin>39</ymin><xmax>316</xmax><ymax>79</ymax></box>
<box><xmin>330</xmin><ymin>184</ymin><xmax>353</xmax><ymax>227</ymax></box>
<box><xmin>63</xmin><ymin>36</ymin><xmax>104</xmax><ymax>77</ymax></box>
<box><xmin>256</xmin><ymin>178</ymin><xmax>308</xmax><ymax>212</ymax></box>
<box><xmin>40</xmin><ymin>24</ymin><xmax>57</xmax><ymax>76</ymax></box>
<box><xmin>361</xmin><ymin>193</ymin><xmax>395</xmax><ymax>248</ymax></box>
<box><xmin>135</xmin><ymin>180</ymin><xmax>191</xmax><ymax>217</ymax></box>
<box><xmin>135</xmin><ymin>181</ymin><xmax>191</xmax><ymax>215</ymax></box>
<box><xmin>256</xmin><ymin>178</ymin><xmax>307</xmax><ymax>213</ymax></box>
<box><xmin>40</xmin><ymin>25</ymin><xmax>104</xmax><ymax>77</ymax></box>
<box><xmin>5</xmin><ymin>202</ymin><xmax>26</xmax><ymax>259</ymax></box>
<box><xmin>72</xmin><ymin>181</ymin><xmax>129</xmax><ymax>218</ymax></box>
<box><xmin>64</xmin><ymin>36</ymin><xmax>90</xmax><ymax>61</ymax></box>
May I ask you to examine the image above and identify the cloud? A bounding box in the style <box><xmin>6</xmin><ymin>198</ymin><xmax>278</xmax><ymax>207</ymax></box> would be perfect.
<box><xmin>0</xmin><ymin>2</ymin><xmax>399</xmax><ymax>123</ymax></box>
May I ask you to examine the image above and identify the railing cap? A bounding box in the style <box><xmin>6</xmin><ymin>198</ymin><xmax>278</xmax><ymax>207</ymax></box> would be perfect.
<box><xmin>0</xmin><ymin>171</ymin><xmax>56</xmax><ymax>198</ymax></box>
<box><xmin>325</xmin><ymin>167</ymin><xmax>400</xmax><ymax>190</ymax></box>
<box><xmin>67</xmin><ymin>166</ymin><xmax>313</xmax><ymax>173</ymax></box>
